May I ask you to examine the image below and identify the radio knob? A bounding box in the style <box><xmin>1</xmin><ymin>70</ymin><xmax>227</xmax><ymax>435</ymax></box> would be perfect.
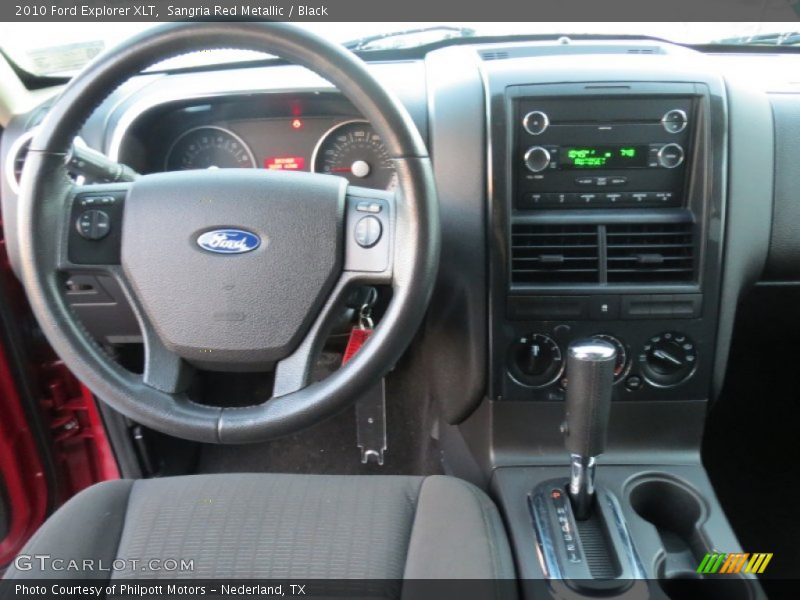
<box><xmin>662</xmin><ymin>109</ymin><xmax>688</xmax><ymax>134</ymax></box>
<box><xmin>523</xmin><ymin>110</ymin><xmax>550</xmax><ymax>135</ymax></box>
<box><xmin>524</xmin><ymin>146</ymin><xmax>551</xmax><ymax>173</ymax></box>
<box><xmin>657</xmin><ymin>143</ymin><xmax>685</xmax><ymax>169</ymax></box>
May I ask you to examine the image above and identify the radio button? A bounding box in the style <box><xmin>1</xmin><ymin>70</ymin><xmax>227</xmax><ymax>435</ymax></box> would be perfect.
<box><xmin>657</xmin><ymin>143</ymin><xmax>685</xmax><ymax>169</ymax></box>
<box><xmin>519</xmin><ymin>193</ymin><xmax>547</xmax><ymax>208</ymax></box>
<box><xmin>563</xmin><ymin>193</ymin><xmax>583</xmax><ymax>206</ymax></box>
<box><xmin>654</xmin><ymin>191</ymin><xmax>675</xmax><ymax>204</ymax></box>
<box><xmin>575</xmin><ymin>177</ymin><xmax>594</xmax><ymax>186</ymax></box>
<box><xmin>577</xmin><ymin>193</ymin><xmax>597</xmax><ymax>205</ymax></box>
<box><xmin>648</xmin><ymin>145</ymin><xmax>661</xmax><ymax>168</ymax></box>
<box><xmin>609</xmin><ymin>177</ymin><xmax>628</xmax><ymax>186</ymax></box>
<box><xmin>546</xmin><ymin>192</ymin><xmax>571</xmax><ymax>207</ymax></box>
<box><xmin>523</xmin><ymin>111</ymin><xmax>550</xmax><ymax>135</ymax></box>
<box><xmin>627</xmin><ymin>192</ymin><xmax>652</xmax><ymax>205</ymax></box>
<box><xmin>662</xmin><ymin>109</ymin><xmax>688</xmax><ymax>134</ymax></box>
<box><xmin>604</xmin><ymin>192</ymin><xmax>625</xmax><ymax>206</ymax></box>
<box><xmin>524</xmin><ymin>146</ymin><xmax>551</xmax><ymax>173</ymax></box>
<box><xmin>594</xmin><ymin>177</ymin><xmax>609</xmax><ymax>187</ymax></box>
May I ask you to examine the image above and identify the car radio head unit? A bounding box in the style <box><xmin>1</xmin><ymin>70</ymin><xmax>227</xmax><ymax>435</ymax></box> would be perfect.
<box><xmin>514</xmin><ymin>96</ymin><xmax>695</xmax><ymax>209</ymax></box>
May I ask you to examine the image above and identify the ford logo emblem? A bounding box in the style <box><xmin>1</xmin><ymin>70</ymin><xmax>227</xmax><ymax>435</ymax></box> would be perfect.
<box><xmin>196</xmin><ymin>229</ymin><xmax>261</xmax><ymax>254</ymax></box>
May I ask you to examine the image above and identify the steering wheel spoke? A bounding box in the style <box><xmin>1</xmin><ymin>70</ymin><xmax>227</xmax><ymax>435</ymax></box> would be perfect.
<box><xmin>272</xmin><ymin>186</ymin><xmax>396</xmax><ymax>396</ymax></box>
<box><xmin>271</xmin><ymin>273</ymin><xmax>361</xmax><ymax>396</ymax></box>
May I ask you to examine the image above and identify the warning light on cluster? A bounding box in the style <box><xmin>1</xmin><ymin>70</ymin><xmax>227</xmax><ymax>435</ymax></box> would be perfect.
<box><xmin>291</xmin><ymin>118</ymin><xmax>304</xmax><ymax>130</ymax></box>
<box><xmin>264</xmin><ymin>156</ymin><xmax>306</xmax><ymax>171</ymax></box>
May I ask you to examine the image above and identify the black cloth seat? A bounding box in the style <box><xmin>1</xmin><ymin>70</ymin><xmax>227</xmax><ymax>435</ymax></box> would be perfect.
<box><xmin>8</xmin><ymin>473</ymin><xmax>516</xmax><ymax>587</ymax></box>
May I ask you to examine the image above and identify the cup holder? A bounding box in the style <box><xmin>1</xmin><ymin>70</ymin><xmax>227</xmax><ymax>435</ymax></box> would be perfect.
<box><xmin>628</xmin><ymin>476</ymin><xmax>755</xmax><ymax>600</ymax></box>
<box><xmin>629</xmin><ymin>477</ymin><xmax>705</xmax><ymax>559</ymax></box>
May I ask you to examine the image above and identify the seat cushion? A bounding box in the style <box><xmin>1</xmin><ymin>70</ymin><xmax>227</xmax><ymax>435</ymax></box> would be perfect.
<box><xmin>7</xmin><ymin>473</ymin><xmax>515</xmax><ymax>583</ymax></box>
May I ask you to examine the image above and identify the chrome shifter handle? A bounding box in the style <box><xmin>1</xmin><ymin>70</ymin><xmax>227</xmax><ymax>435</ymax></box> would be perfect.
<box><xmin>563</xmin><ymin>338</ymin><xmax>616</xmax><ymax>520</ymax></box>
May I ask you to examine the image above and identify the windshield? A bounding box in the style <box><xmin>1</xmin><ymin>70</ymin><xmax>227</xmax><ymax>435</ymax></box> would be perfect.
<box><xmin>1</xmin><ymin>22</ymin><xmax>798</xmax><ymax>78</ymax></box>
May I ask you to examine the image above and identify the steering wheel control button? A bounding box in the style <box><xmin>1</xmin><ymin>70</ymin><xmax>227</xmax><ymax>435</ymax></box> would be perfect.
<box><xmin>78</xmin><ymin>195</ymin><xmax>116</xmax><ymax>207</ymax></box>
<box><xmin>638</xmin><ymin>331</ymin><xmax>697</xmax><ymax>387</ymax></box>
<box><xmin>354</xmin><ymin>216</ymin><xmax>382</xmax><ymax>248</ymax></box>
<box><xmin>662</xmin><ymin>109</ymin><xmax>688</xmax><ymax>134</ymax></box>
<box><xmin>76</xmin><ymin>209</ymin><xmax>111</xmax><ymax>240</ymax></box>
<box><xmin>523</xmin><ymin>110</ymin><xmax>550</xmax><ymax>135</ymax></box>
<box><xmin>356</xmin><ymin>201</ymin><xmax>383</xmax><ymax>214</ymax></box>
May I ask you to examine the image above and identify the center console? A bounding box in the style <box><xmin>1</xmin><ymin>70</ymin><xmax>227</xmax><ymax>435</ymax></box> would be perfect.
<box><xmin>493</xmin><ymin>81</ymin><xmax>721</xmax><ymax>405</ymax></box>
<box><xmin>465</xmin><ymin>45</ymin><xmax>769</xmax><ymax>599</ymax></box>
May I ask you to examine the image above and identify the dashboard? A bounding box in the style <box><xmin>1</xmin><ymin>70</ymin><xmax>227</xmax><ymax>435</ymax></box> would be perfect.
<box><xmin>0</xmin><ymin>38</ymin><xmax>796</xmax><ymax>443</ymax></box>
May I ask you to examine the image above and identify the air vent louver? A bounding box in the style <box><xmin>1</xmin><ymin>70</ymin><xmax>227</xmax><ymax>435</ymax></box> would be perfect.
<box><xmin>13</xmin><ymin>139</ymin><xmax>31</xmax><ymax>186</ymax></box>
<box><xmin>511</xmin><ymin>224</ymin><xmax>600</xmax><ymax>284</ymax></box>
<box><xmin>606</xmin><ymin>222</ymin><xmax>694</xmax><ymax>284</ymax></box>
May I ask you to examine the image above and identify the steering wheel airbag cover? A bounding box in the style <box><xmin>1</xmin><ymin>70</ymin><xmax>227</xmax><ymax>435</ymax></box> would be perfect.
<box><xmin>122</xmin><ymin>169</ymin><xmax>345</xmax><ymax>368</ymax></box>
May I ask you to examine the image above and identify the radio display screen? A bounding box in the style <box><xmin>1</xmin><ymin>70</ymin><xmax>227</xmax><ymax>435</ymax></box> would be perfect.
<box><xmin>562</xmin><ymin>145</ymin><xmax>649</xmax><ymax>169</ymax></box>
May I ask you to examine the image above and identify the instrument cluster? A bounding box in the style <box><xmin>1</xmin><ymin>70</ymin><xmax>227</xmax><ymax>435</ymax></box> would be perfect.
<box><xmin>159</xmin><ymin>116</ymin><xmax>396</xmax><ymax>191</ymax></box>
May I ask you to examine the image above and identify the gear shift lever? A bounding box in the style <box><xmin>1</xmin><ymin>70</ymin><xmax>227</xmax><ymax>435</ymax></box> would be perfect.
<box><xmin>563</xmin><ymin>338</ymin><xmax>616</xmax><ymax>520</ymax></box>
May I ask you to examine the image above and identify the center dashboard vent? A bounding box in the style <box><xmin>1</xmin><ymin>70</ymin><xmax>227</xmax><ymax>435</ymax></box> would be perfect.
<box><xmin>606</xmin><ymin>222</ymin><xmax>695</xmax><ymax>283</ymax></box>
<box><xmin>511</xmin><ymin>224</ymin><xmax>600</xmax><ymax>284</ymax></box>
<box><xmin>511</xmin><ymin>221</ymin><xmax>695</xmax><ymax>285</ymax></box>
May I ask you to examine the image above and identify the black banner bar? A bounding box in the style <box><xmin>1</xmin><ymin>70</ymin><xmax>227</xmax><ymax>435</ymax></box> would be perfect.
<box><xmin>3</xmin><ymin>0</ymin><xmax>800</xmax><ymax>22</ymax></box>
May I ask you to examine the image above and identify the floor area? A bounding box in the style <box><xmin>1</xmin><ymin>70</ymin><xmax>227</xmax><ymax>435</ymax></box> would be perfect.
<box><xmin>195</xmin><ymin>351</ymin><xmax>443</xmax><ymax>477</ymax></box>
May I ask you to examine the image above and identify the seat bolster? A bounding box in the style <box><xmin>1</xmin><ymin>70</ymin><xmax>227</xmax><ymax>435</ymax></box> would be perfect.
<box><xmin>6</xmin><ymin>479</ymin><xmax>135</xmax><ymax>579</ymax></box>
<box><xmin>402</xmin><ymin>475</ymin><xmax>516</xmax><ymax>581</ymax></box>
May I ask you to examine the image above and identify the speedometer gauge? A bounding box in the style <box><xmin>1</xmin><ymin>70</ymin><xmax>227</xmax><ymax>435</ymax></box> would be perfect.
<box><xmin>165</xmin><ymin>126</ymin><xmax>256</xmax><ymax>171</ymax></box>
<box><xmin>312</xmin><ymin>120</ymin><xmax>396</xmax><ymax>190</ymax></box>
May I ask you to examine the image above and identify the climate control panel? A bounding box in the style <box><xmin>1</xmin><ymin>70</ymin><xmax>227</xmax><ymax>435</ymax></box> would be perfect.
<box><xmin>504</xmin><ymin>327</ymin><xmax>700</xmax><ymax>401</ymax></box>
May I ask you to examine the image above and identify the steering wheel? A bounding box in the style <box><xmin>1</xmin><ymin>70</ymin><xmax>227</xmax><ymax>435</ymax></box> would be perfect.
<box><xmin>16</xmin><ymin>23</ymin><xmax>439</xmax><ymax>443</ymax></box>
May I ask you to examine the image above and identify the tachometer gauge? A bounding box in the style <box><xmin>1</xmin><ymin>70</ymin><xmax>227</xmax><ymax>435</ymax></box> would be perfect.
<box><xmin>312</xmin><ymin>120</ymin><xmax>396</xmax><ymax>190</ymax></box>
<box><xmin>165</xmin><ymin>126</ymin><xmax>256</xmax><ymax>171</ymax></box>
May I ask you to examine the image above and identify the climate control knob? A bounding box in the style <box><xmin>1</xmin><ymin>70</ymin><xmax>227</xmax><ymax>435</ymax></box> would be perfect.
<box><xmin>592</xmin><ymin>334</ymin><xmax>629</xmax><ymax>382</ymax></box>
<box><xmin>508</xmin><ymin>333</ymin><xmax>564</xmax><ymax>388</ymax></box>
<box><xmin>524</xmin><ymin>146</ymin><xmax>551</xmax><ymax>173</ymax></box>
<box><xmin>657</xmin><ymin>143</ymin><xmax>685</xmax><ymax>169</ymax></box>
<box><xmin>638</xmin><ymin>332</ymin><xmax>697</xmax><ymax>387</ymax></box>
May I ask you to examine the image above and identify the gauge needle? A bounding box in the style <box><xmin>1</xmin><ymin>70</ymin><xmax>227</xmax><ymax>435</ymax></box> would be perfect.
<box><xmin>330</xmin><ymin>160</ymin><xmax>371</xmax><ymax>178</ymax></box>
<box><xmin>653</xmin><ymin>349</ymin><xmax>682</xmax><ymax>366</ymax></box>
